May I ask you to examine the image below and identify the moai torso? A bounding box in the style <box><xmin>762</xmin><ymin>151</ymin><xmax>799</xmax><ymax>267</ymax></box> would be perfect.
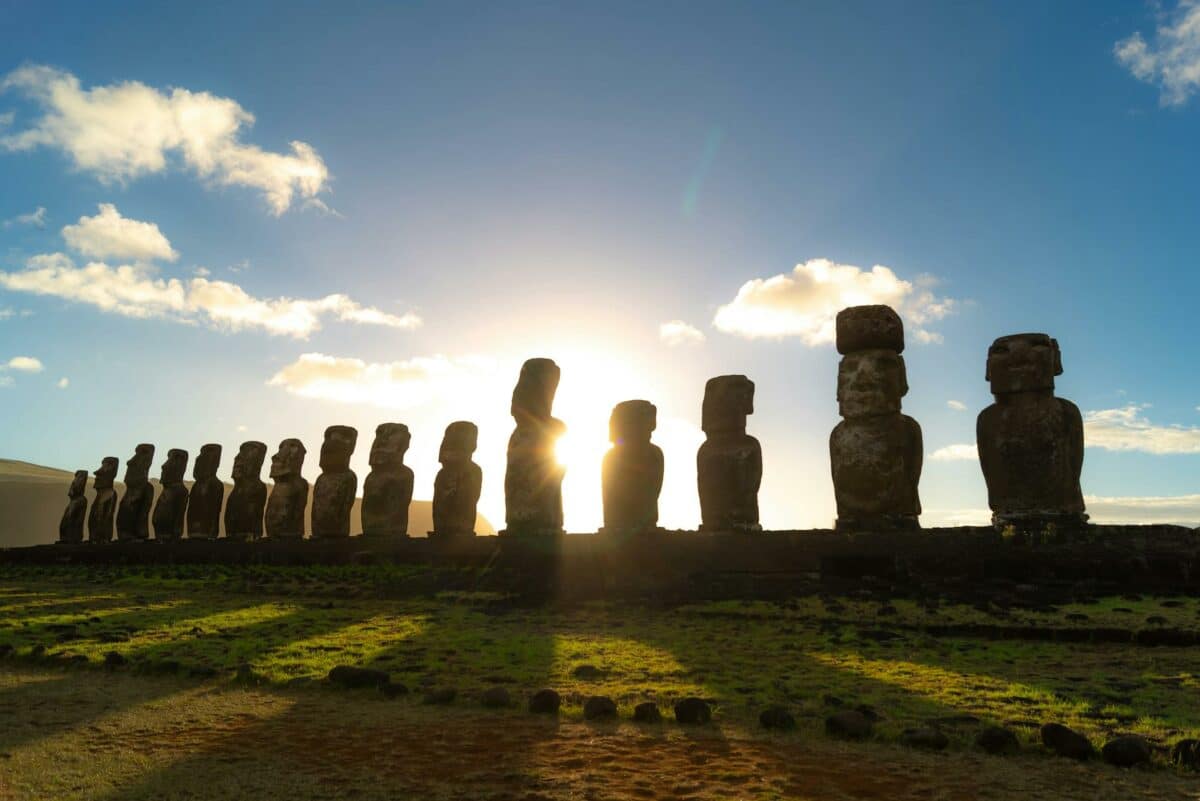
<box><xmin>264</xmin><ymin>438</ymin><xmax>308</xmax><ymax>539</ymax></box>
<box><xmin>116</xmin><ymin>444</ymin><xmax>155</xmax><ymax>541</ymax></box>
<box><xmin>87</xmin><ymin>457</ymin><xmax>119</xmax><ymax>543</ymax></box>
<box><xmin>152</xmin><ymin>449</ymin><xmax>189</xmax><ymax>541</ymax></box>
<box><xmin>312</xmin><ymin>426</ymin><xmax>358</xmax><ymax>539</ymax></box>
<box><xmin>504</xmin><ymin>359</ymin><xmax>567</xmax><ymax>535</ymax></box>
<box><xmin>225</xmin><ymin>441</ymin><xmax>268</xmax><ymax>540</ymax></box>
<box><xmin>432</xmin><ymin>421</ymin><xmax>482</xmax><ymax>537</ymax></box>
<box><xmin>697</xmin><ymin>375</ymin><xmax>762</xmax><ymax>531</ymax></box>
<box><xmin>602</xmin><ymin>400</ymin><xmax>664</xmax><ymax>532</ymax></box>
<box><xmin>362</xmin><ymin>423</ymin><xmax>413</xmax><ymax>537</ymax></box>
<box><xmin>186</xmin><ymin>444</ymin><xmax>223</xmax><ymax>539</ymax></box>
<box><xmin>58</xmin><ymin>470</ymin><xmax>89</xmax><ymax>544</ymax></box>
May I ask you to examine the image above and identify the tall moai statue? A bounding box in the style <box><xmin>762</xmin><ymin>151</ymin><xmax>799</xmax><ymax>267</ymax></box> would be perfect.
<box><xmin>697</xmin><ymin>375</ymin><xmax>762</xmax><ymax>531</ymax></box>
<box><xmin>225</xmin><ymin>441</ymin><xmax>268</xmax><ymax>541</ymax></box>
<box><xmin>264</xmin><ymin>438</ymin><xmax>308</xmax><ymax>539</ymax></box>
<box><xmin>87</xmin><ymin>457</ymin><xmax>119</xmax><ymax>543</ymax></box>
<box><xmin>977</xmin><ymin>333</ymin><xmax>1086</xmax><ymax>533</ymax></box>
<box><xmin>57</xmin><ymin>470</ymin><xmax>89</xmax><ymax>544</ymax></box>
<box><xmin>431</xmin><ymin>421</ymin><xmax>482</xmax><ymax>538</ymax></box>
<box><xmin>187</xmin><ymin>443</ymin><xmax>224</xmax><ymax>539</ymax></box>
<box><xmin>362</xmin><ymin>423</ymin><xmax>413</xmax><ymax>537</ymax></box>
<box><xmin>504</xmin><ymin>358</ymin><xmax>567</xmax><ymax>536</ymax></box>
<box><xmin>829</xmin><ymin>305</ymin><xmax>923</xmax><ymax>531</ymax></box>
<box><xmin>602</xmin><ymin>400</ymin><xmax>664</xmax><ymax>533</ymax></box>
<box><xmin>312</xmin><ymin>426</ymin><xmax>358</xmax><ymax>539</ymax></box>
<box><xmin>151</xmin><ymin>449</ymin><xmax>189</xmax><ymax>541</ymax></box>
<box><xmin>116</xmin><ymin>443</ymin><xmax>155</xmax><ymax>541</ymax></box>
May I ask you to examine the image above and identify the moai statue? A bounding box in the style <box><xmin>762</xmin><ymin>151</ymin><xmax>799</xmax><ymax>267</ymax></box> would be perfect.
<box><xmin>829</xmin><ymin>305</ymin><xmax>923</xmax><ymax>531</ymax></box>
<box><xmin>151</xmin><ymin>449</ymin><xmax>189</xmax><ymax>541</ymax></box>
<box><xmin>362</xmin><ymin>423</ymin><xmax>413</xmax><ymax>537</ymax></box>
<box><xmin>57</xmin><ymin>470</ymin><xmax>89</xmax><ymax>544</ymax></box>
<box><xmin>116</xmin><ymin>443</ymin><xmax>155</xmax><ymax>541</ymax></box>
<box><xmin>312</xmin><ymin>426</ymin><xmax>358</xmax><ymax>539</ymax></box>
<box><xmin>264</xmin><ymin>438</ymin><xmax>308</xmax><ymax>539</ymax></box>
<box><xmin>225</xmin><ymin>441</ymin><xmax>268</xmax><ymax>541</ymax></box>
<box><xmin>977</xmin><ymin>334</ymin><xmax>1086</xmax><ymax>533</ymax></box>
<box><xmin>87</xmin><ymin>457</ymin><xmax>119</xmax><ymax>543</ymax></box>
<box><xmin>431</xmin><ymin>421</ymin><xmax>482</xmax><ymax>537</ymax></box>
<box><xmin>697</xmin><ymin>376</ymin><xmax>762</xmax><ymax>531</ymax></box>
<box><xmin>186</xmin><ymin>443</ymin><xmax>224</xmax><ymax>539</ymax></box>
<box><xmin>504</xmin><ymin>358</ymin><xmax>567</xmax><ymax>536</ymax></box>
<box><xmin>602</xmin><ymin>400</ymin><xmax>664</xmax><ymax>533</ymax></box>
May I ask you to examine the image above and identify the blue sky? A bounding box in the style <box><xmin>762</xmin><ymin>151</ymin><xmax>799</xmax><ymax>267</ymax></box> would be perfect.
<box><xmin>2</xmin><ymin>0</ymin><xmax>1199</xmax><ymax>530</ymax></box>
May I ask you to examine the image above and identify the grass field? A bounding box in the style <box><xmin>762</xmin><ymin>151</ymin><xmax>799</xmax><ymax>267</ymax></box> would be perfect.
<box><xmin>1</xmin><ymin>564</ymin><xmax>1198</xmax><ymax>800</ymax></box>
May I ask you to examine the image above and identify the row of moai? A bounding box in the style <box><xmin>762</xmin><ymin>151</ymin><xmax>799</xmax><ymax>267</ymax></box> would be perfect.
<box><xmin>58</xmin><ymin>304</ymin><xmax>1086</xmax><ymax>543</ymax></box>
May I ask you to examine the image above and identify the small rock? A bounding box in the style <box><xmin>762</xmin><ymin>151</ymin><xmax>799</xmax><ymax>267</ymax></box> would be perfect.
<box><xmin>1171</xmin><ymin>739</ymin><xmax>1200</xmax><ymax>770</ymax></box>
<box><xmin>759</xmin><ymin>706</ymin><xmax>796</xmax><ymax>730</ymax></box>
<box><xmin>583</xmin><ymin>695</ymin><xmax>617</xmax><ymax>720</ymax></box>
<box><xmin>1065</xmin><ymin>613</ymin><xmax>1089</xmax><ymax>622</ymax></box>
<box><xmin>188</xmin><ymin>665</ymin><xmax>218</xmax><ymax>679</ymax></box>
<box><xmin>674</xmin><ymin>697</ymin><xmax>712</xmax><ymax>725</ymax></box>
<box><xmin>822</xmin><ymin>694</ymin><xmax>843</xmax><ymax>707</ymax></box>
<box><xmin>572</xmin><ymin>664</ymin><xmax>604</xmax><ymax>680</ymax></box>
<box><xmin>103</xmin><ymin>651</ymin><xmax>127</xmax><ymax>668</ymax></box>
<box><xmin>854</xmin><ymin>703</ymin><xmax>881</xmax><ymax>722</ymax></box>
<box><xmin>30</xmin><ymin>644</ymin><xmax>45</xmax><ymax>658</ymax></box>
<box><xmin>480</xmin><ymin>686</ymin><xmax>512</xmax><ymax>708</ymax></box>
<box><xmin>0</xmin><ymin>644</ymin><xmax>12</xmax><ymax>658</ymax></box>
<box><xmin>900</xmin><ymin>727</ymin><xmax>948</xmax><ymax>751</ymax></box>
<box><xmin>633</xmin><ymin>702</ymin><xmax>662</xmax><ymax>723</ymax></box>
<box><xmin>528</xmin><ymin>689</ymin><xmax>561</xmax><ymax>714</ymax></box>
<box><xmin>327</xmin><ymin>665</ymin><xmax>390</xmax><ymax>689</ymax></box>
<box><xmin>1102</xmin><ymin>734</ymin><xmax>1151</xmax><ymax>767</ymax></box>
<box><xmin>234</xmin><ymin>663</ymin><xmax>256</xmax><ymax>683</ymax></box>
<box><xmin>976</xmin><ymin>725</ymin><xmax>1020</xmax><ymax>755</ymax></box>
<box><xmin>422</xmin><ymin>687</ymin><xmax>457</xmax><ymax>705</ymax></box>
<box><xmin>379</xmin><ymin>682</ymin><xmax>408</xmax><ymax>699</ymax></box>
<box><xmin>826</xmin><ymin>710</ymin><xmax>873</xmax><ymax>740</ymax></box>
<box><xmin>1041</xmin><ymin>723</ymin><xmax>1093</xmax><ymax>760</ymax></box>
<box><xmin>1145</xmin><ymin>615</ymin><xmax>1169</xmax><ymax>626</ymax></box>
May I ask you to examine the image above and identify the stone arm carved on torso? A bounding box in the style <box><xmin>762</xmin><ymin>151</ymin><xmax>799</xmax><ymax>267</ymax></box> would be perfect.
<box><xmin>225</xmin><ymin>480</ymin><xmax>267</xmax><ymax>538</ymax></box>
<box><xmin>312</xmin><ymin>472</ymin><xmax>358</xmax><ymax>535</ymax></box>
<box><xmin>1064</xmin><ymin>398</ymin><xmax>1084</xmax><ymax>503</ymax></box>
<box><xmin>434</xmin><ymin>462</ymin><xmax>482</xmax><ymax>533</ymax></box>
<box><xmin>903</xmin><ymin>414</ymin><xmax>923</xmax><ymax>515</ymax></box>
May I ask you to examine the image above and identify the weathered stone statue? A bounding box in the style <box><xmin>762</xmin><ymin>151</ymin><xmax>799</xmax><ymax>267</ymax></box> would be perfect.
<box><xmin>431</xmin><ymin>421</ymin><xmax>482</xmax><ymax>537</ymax></box>
<box><xmin>602</xmin><ymin>400</ymin><xmax>664</xmax><ymax>533</ymax></box>
<box><xmin>116</xmin><ymin>443</ymin><xmax>155</xmax><ymax>541</ymax></box>
<box><xmin>312</xmin><ymin>426</ymin><xmax>358</xmax><ymax>539</ymax></box>
<box><xmin>87</xmin><ymin>457</ymin><xmax>119</xmax><ymax>543</ymax></box>
<box><xmin>977</xmin><ymin>333</ymin><xmax>1087</xmax><ymax>532</ymax></box>
<box><xmin>225</xmin><ymin>441</ymin><xmax>268</xmax><ymax>541</ymax></box>
<box><xmin>58</xmin><ymin>470</ymin><xmax>89</xmax><ymax>544</ymax></box>
<box><xmin>504</xmin><ymin>358</ymin><xmax>567</xmax><ymax>536</ymax></box>
<box><xmin>829</xmin><ymin>305</ymin><xmax>922</xmax><ymax>531</ymax></box>
<box><xmin>151</xmin><ymin>449</ymin><xmax>189</xmax><ymax>541</ymax></box>
<box><xmin>362</xmin><ymin>423</ymin><xmax>413</xmax><ymax>537</ymax></box>
<box><xmin>186</xmin><ymin>443</ymin><xmax>223</xmax><ymax>539</ymax></box>
<box><xmin>264</xmin><ymin>438</ymin><xmax>308</xmax><ymax>539</ymax></box>
<box><xmin>697</xmin><ymin>375</ymin><xmax>762</xmax><ymax>531</ymax></box>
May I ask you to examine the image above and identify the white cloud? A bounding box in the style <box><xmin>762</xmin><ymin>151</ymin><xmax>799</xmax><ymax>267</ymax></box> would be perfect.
<box><xmin>946</xmin><ymin>399</ymin><xmax>967</xmax><ymax>411</ymax></box>
<box><xmin>0</xmin><ymin>375</ymin><xmax>12</xmax><ymax>388</ymax></box>
<box><xmin>2</xmin><ymin>206</ymin><xmax>46</xmax><ymax>229</ymax></box>
<box><xmin>268</xmin><ymin>352</ymin><xmax>493</xmax><ymax>408</ymax></box>
<box><xmin>1</xmin><ymin>65</ymin><xmax>330</xmax><ymax>214</ymax></box>
<box><xmin>929</xmin><ymin>443</ymin><xmax>978</xmax><ymax>461</ymax></box>
<box><xmin>1115</xmin><ymin>1</ymin><xmax>1200</xmax><ymax>107</ymax></box>
<box><xmin>713</xmin><ymin>258</ymin><xmax>956</xmax><ymax>345</ymax></box>
<box><xmin>1084</xmin><ymin>493</ymin><xmax>1200</xmax><ymax>526</ymax></box>
<box><xmin>56</xmin><ymin>377</ymin><xmax>68</xmax><ymax>389</ymax></box>
<box><xmin>61</xmin><ymin>203</ymin><xmax>177</xmax><ymax>262</ymax></box>
<box><xmin>6</xmin><ymin>356</ymin><xmax>43</xmax><ymax>372</ymax></box>
<box><xmin>1084</xmin><ymin>404</ymin><xmax>1200</xmax><ymax>454</ymax></box>
<box><xmin>659</xmin><ymin>319</ymin><xmax>706</xmax><ymax>346</ymax></box>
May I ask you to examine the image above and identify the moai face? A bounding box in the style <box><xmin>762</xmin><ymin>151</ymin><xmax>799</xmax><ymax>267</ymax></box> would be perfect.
<box><xmin>369</xmin><ymin>423</ymin><xmax>410</xmax><ymax>468</ymax></box>
<box><xmin>68</xmin><ymin>470</ymin><xmax>88</xmax><ymax>498</ymax></box>
<box><xmin>94</xmin><ymin>457</ymin><xmax>119</xmax><ymax>489</ymax></box>
<box><xmin>124</xmin><ymin>444</ymin><xmax>155</xmax><ymax>485</ymax></box>
<box><xmin>701</xmin><ymin>375</ymin><xmax>754</xmax><ymax>434</ymax></box>
<box><xmin>511</xmin><ymin>358</ymin><xmax>560</xmax><ymax>423</ymax></box>
<box><xmin>319</xmin><ymin>426</ymin><xmax>358</xmax><ymax>472</ymax></box>
<box><xmin>160</xmin><ymin>449</ymin><xmax>189</xmax><ymax>484</ymax></box>
<box><xmin>270</xmin><ymin>438</ymin><xmax>306</xmax><ymax>480</ymax></box>
<box><xmin>231</xmin><ymin>441</ymin><xmax>267</xmax><ymax>482</ymax></box>
<box><xmin>986</xmin><ymin>333</ymin><xmax>1062</xmax><ymax>396</ymax></box>
<box><xmin>439</xmin><ymin>421</ymin><xmax>478</xmax><ymax>465</ymax></box>
<box><xmin>193</xmin><ymin>444</ymin><xmax>221</xmax><ymax>481</ymax></box>
<box><xmin>610</xmin><ymin>400</ymin><xmax>656</xmax><ymax>445</ymax></box>
<box><xmin>837</xmin><ymin>350</ymin><xmax>908</xmax><ymax>418</ymax></box>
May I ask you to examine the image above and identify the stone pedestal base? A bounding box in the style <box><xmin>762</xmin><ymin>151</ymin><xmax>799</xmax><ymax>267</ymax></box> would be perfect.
<box><xmin>835</xmin><ymin>515</ymin><xmax>920</xmax><ymax>533</ymax></box>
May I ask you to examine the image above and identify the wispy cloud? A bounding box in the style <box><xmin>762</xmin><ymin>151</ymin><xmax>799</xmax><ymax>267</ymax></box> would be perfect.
<box><xmin>1084</xmin><ymin>404</ymin><xmax>1200</xmax><ymax>454</ymax></box>
<box><xmin>946</xmin><ymin>399</ymin><xmax>967</xmax><ymax>411</ymax></box>
<box><xmin>659</xmin><ymin>319</ymin><xmax>706</xmax><ymax>346</ymax></box>
<box><xmin>267</xmin><ymin>353</ymin><xmax>494</xmax><ymax>408</ymax></box>
<box><xmin>5</xmin><ymin>356</ymin><xmax>43</xmax><ymax>372</ymax></box>
<box><xmin>1115</xmin><ymin>1</ymin><xmax>1200</xmax><ymax>107</ymax></box>
<box><xmin>56</xmin><ymin>377</ymin><xmax>68</xmax><ymax>389</ymax></box>
<box><xmin>2</xmin><ymin>206</ymin><xmax>46</xmax><ymax>229</ymax></box>
<box><xmin>929</xmin><ymin>443</ymin><xmax>977</xmax><ymax>462</ymax></box>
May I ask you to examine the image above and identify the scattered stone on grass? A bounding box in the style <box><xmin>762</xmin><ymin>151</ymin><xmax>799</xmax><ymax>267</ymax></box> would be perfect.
<box><xmin>855</xmin><ymin>703</ymin><xmax>881</xmax><ymax>722</ymax></box>
<box><xmin>422</xmin><ymin>688</ymin><xmax>457</xmax><ymax>705</ymax></box>
<box><xmin>328</xmin><ymin>665</ymin><xmax>390</xmax><ymax>689</ymax></box>
<box><xmin>379</xmin><ymin>682</ymin><xmax>409</xmax><ymax>699</ymax></box>
<box><xmin>826</xmin><ymin>710</ymin><xmax>873</xmax><ymax>740</ymax></box>
<box><xmin>1041</xmin><ymin>723</ymin><xmax>1094</xmax><ymax>760</ymax></box>
<box><xmin>103</xmin><ymin>651</ymin><xmax>127</xmax><ymax>668</ymax></box>
<box><xmin>674</xmin><ymin>697</ymin><xmax>712</xmax><ymax>725</ymax></box>
<box><xmin>0</xmin><ymin>644</ymin><xmax>12</xmax><ymax>658</ymax></box>
<box><xmin>1102</xmin><ymin>735</ymin><xmax>1151</xmax><ymax>768</ymax></box>
<box><xmin>976</xmin><ymin>725</ymin><xmax>1020</xmax><ymax>755</ymax></box>
<box><xmin>528</xmin><ymin>689</ymin><xmax>561</xmax><ymax>715</ymax></box>
<box><xmin>759</xmin><ymin>706</ymin><xmax>796</xmax><ymax>730</ymax></box>
<box><xmin>572</xmin><ymin>664</ymin><xmax>604</xmax><ymax>680</ymax></box>
<box><xmin>633</xmin><ymin>702</ymin><xmax>662</xmax><ymax>723</ymax></box>
<box><xmin>900</xmin><ymin>727</ymin><xmax>949</xmax><ymax>751</ymax></box>
<box><xmin>1171</xmin><ymin>739</ymin><xmax>1200</xmax><ymax>770</ymax></box>
<box><xmin>583</xmin><ymin>695</ymin><xmax>617</xmax><ymax>720</ymax></box>
<box><xmin>481</xmin><ymin>686</ymin><xmax>512</xmax><ymax>708</ymax></box>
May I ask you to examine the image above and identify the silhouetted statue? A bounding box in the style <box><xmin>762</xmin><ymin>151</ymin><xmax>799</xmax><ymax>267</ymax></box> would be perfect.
<box><xmin>186</xmin><ymin>443</ymin><xmax>223</xmax><ymax>539</ymax></box>
<box><xmin>225</xmin><ymin>441</ymin><xmax>268</xmax><ymax>541</ymax></box>
<box><xmin>87</xmin><ymin>457</ymin><xmax>119</xmax><ymax>543</ymax></box>
<box><xmin>264</xmin><ymin>438</ymin><xmax>308</xmax><ymax>539</ymax></box>
<box><xmin>504</xmin><ymin>358</ymin><xmax>567</xmax><ymax>536</ymax></box>
<box><xmin>58</xmin><ymin>470</ymin><xmax>89</xmax><ymax>544</ymax></box>
<box><xmin>698</xmin><ymin>375</ymin><xmax>762</xmax><ymax>531</ymax></box>
<box><xmin>362</xmin><ymin>423</ymin><xmax>413</xmax><ymax>537</ymax></box>
<box><xmin>977</xmin><ymin>333</ymin><xmax>1086</xmax><ymax>532</ymax></box>
<box><xmin>830</xmin><ymin>305</ymin><xmax>922</xmax><ymax>531</ymax></box>
<box><xmin>431</xmin><ymin>421</ymin><xmax>482</xmax><ymax>537</ymax></box>
<box><xmin>151</xmin><ymin>449</ymin><xmax>189</xmax><ymax>541</ymax></box>
<box><xmin>312</xmin><ymin>426</ymin><xmax>358</xmax><ymax>538</ymax></box>
<box><xmin>116</xmin><ymin>443</ymin><xmax>155</xmax><ymax>541</ymax></box>
<box><xmin>602</xmin><ymin>400</ymin><xmax>664</xmax><ymax>533</ymax></box>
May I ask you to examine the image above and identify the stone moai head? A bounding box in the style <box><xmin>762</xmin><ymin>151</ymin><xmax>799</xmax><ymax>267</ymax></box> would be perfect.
<box><xmin>986</xmin><ymin>333</ymin><xmax>1062</xmax><ymax>396</ymax></box>
<box><xmin>68</xmin><ymin>469</ymin><xmax>88</xmax><ymax>498</ymax></box>
<box><xmin>439</xmin><ymin>421</ymin><xmax>478</xmax><ymax>465</ymax></box>
<box><xmin>610</xmin><ymin>400</ymin><xmax>656</xmax><ymax>445</ymax></box>
<box><xmin>231</xmin><ymin>441</ymin><xmax>267</xmax><ymax>482</ymax></box>
<box><xmin>160</xmin><ymin>449</ymin><xmax>189</xmax><ymax>484</ymax></box>
<box><xmin>369</xmin><ymin>423</ymin><xmax>410</xmax><ymax>468</ymax></box>
<box><xmin>193</xmin><ymin>444</ymin><xmax>221</xmax><ymax>481</ymax></box>
<box><xmin>511</xmin><ymin>358</ymin><xmax>560</xmax><ymax>423</ymax></box>
<box><xmin>701</xmin><ymin>375</ymin><xmax>755</xmax><ymax>434</ymax></box>
<box><xmin>835</xmin><ymin>304</ymin><xmax>905</xmax><ymax>356</ymax></box>
<box><xmin>270</xmin><ymin>438</ymin><xmax>306</xmax><ymax>480</ymax></box>
<box><xmin>94</xmin><ymin>457</ymin><xmax>119</xmax><ymax>489</ymax></box>
<box><xmin>319</xmin><ymin>426</ymin><xmax>358</xmax><ymax>472</ymax></box>
<box><xmin>124</xmin><ymin>444</ymin><xmax>155</xmax><ymax>484</ymax></box>
<box><xmin>835</xmin><ymin>305</ymin><xmax>908</xmax><ymax>418</ymax></box>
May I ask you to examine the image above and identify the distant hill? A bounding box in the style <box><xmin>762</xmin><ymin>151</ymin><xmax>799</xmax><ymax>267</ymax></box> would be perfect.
<box><xmin>0</xmin><ymin>458</ymin><xmax>494</xmax><ymax>547</ymax></box>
